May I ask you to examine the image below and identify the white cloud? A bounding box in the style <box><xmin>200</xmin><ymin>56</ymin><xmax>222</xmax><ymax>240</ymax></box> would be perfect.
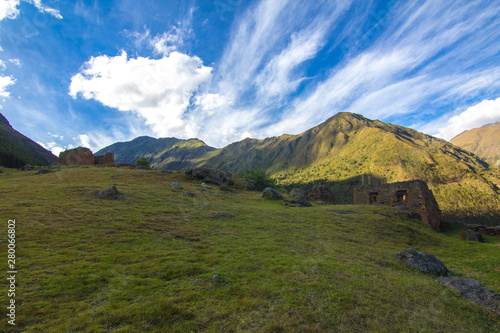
<box><xmin>8</xmin><ymin>58</ymin><xmax>20</xmax><ymax>66</ymax></box>
<box><xmin>30</xmin><ymin>0</ymin><xmax>62</xmax><ymax>19</ymax></box>
<box><xmin>0</xmin><ymin>0</ymin><xmax>19</xmax><ymax>21</ymax></box>
<box><xmin>0</xmin><ymin>75</ymin><xmax>15</xmax><ymax>97</ymax></box>
<box><xmin>434</xmin><ymin>97</ymin><xmax>500</xmax><ymax>141</ymax></box>
<box><xmin>69</xmin><ymin>51</ymin><xmax>212</xmax><ymax>139</ymax></box>
<box><xmin>78</xmin><ymin>134</ymin><xmax>90</xmax><ymax>148</ymax></box>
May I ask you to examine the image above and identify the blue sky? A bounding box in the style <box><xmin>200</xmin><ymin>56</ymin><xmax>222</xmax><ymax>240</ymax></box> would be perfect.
<box><xmin>0</xmin><ymin>0</ymin><xmax>499</xmax><ymax>155</ymax></box>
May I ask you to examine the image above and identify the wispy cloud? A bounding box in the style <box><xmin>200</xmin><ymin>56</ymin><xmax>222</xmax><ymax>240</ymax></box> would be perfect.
<box><xmin>0</xmin><ymin>75</ymin><xmax>15</xmax><ymax>98</ymax></box>
<box><xmin>30</xmin><ymin>0</ymin><xmax>63</xmax><ymax>19</ymax></box>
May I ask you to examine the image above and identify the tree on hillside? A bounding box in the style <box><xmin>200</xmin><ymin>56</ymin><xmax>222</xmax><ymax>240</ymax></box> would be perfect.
<box><xmin>241</xmin><ymin>168</ymin><xmax>277</xmax><ymax>191</ymax></box>
<box><xmin>136</xmin><ymin>157</ymin><xmax>150</xmax><ymax>167</ymax></box>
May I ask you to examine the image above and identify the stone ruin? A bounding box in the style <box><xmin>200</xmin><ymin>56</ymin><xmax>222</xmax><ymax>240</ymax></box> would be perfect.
<box><xmin>304</xmin><ymin>186</ymin><xmax>336</xmax><ymax>205</ymax></box>
<box><xmin>353</xmin><ymin>180</ymin><xmax>441</xmax><ymax>231</ymax></box>
<box><xmin>58</xmin><ymin>147</ymin><xmax>115</xmax><ymax>166</ymax></box>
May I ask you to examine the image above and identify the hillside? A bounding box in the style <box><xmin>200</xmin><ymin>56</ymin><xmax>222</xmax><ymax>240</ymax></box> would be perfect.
<box><xmin>0</xmin><ymin>113</ymin><xmax>58</xmax><ymax>168</ymax></box>
<box><xmin>0</xmin><ymin>166</ymin><xmax>498</xmax><ymax>332</ymax></box>
<box><xmin>451</xmin><ymin>122</ymin><xmax>500</xmax><ymax>167</ymax></box>
<box><xmin>96</xmin><ymin>136</ymin><xmax>216</xmax><ymax>169</ymax></box>
<box><xmin>98</xmin><ymin>113</ymin><xmax>500</xmax><ymax>225</ymax></box>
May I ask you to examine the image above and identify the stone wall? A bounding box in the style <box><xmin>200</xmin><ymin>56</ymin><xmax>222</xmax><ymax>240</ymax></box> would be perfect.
<box><xmin>58</xmin><ymin>147</ymin><xmax>95</xmax><ymax>165</ymax></box>
<box><xmin>58</xmin><ymin>147</ymin><xmax>115</xmax><ymax>166</ymax></box>
<box><xmin>353</xmin><ymin>180</ymin><xmax>441</xmax><ymax>231</ymax></box>
<box><xmin>94</xmin><ymin>152</ymin><xmax>115</xmax><ymax>165</ymax></box>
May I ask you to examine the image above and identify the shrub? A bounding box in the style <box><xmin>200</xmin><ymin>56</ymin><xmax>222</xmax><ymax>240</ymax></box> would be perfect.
<box><xmin>136</xmin><ymin>157</ymin><xmax>150</xmax><ymax>167</ymax></box>
<box><xmin>241</xmin><ymin>168</ymin><xmax>277</xmax><ymax>191</ymax></box>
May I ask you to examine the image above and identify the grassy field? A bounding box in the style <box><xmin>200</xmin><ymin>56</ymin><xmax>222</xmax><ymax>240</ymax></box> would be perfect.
<box><xmin>0</xmin><ymin>166</ymin><xmax>499</xmax><ymax>332</ymax></box>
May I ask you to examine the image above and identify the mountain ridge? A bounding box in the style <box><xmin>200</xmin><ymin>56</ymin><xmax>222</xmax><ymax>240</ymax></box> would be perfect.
<box><xmin>450</xmin><ymin>122</ymin><xmax>500</xmax><ymax>168</ymax></box>
<box><xmin>0</xmin><ymin>112</ymin><xmax>58</xmax><ymax>168</ymax></box>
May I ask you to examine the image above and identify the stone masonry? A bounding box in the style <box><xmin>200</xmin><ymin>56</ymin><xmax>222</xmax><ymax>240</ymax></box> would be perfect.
<box><xmin>353</xmin><ymin>180</ymin><xmax>441</xmax><ymax>231</ymax></box>
<box><xmin>58</xmin><ymin>147</ymin><xmax>115</xmax><ymax>166</ymax></box>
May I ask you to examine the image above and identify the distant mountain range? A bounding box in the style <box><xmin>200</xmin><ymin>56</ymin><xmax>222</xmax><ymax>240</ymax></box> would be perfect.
<box><xmin>0</xmin><ymin>113</ymin><xmax>57</xmax><ymax>168</ymax></box>
<box><xmin>451</xmin><ymin>122</ymin><xmax>500</xmax><ymax>168</ymax></box>
<box><xmin>98</xmin><ymin>112</ymin><xmax>500</xmax><ymax>224</ymax></box>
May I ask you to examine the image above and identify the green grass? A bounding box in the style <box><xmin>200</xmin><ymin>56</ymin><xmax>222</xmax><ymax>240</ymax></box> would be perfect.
<box><xmin>0</xmin><ymin>166</ymin><xmax>499</xmax><ymax>332</ymax></box>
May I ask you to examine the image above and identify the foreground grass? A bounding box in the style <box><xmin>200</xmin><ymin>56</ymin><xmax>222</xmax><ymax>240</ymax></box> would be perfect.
<box><xmin>0</xmin><ymin>166</ymin><xmax>498</xmax><ymax>332</ymax></box>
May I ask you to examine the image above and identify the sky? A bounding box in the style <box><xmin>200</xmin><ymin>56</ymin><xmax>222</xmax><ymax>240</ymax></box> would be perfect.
<box><xmin>0</xmin><ymin>0</ymin><xmax>499</xmax><ymax>156</ymax></box>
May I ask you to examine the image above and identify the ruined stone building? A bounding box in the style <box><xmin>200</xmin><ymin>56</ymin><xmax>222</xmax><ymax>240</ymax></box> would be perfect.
<box><xmin>353</xmin><ymin>180</ymin><xmax>441</xmax><ymax>231</ymax></box>
<box><xmin>58</xmin><ymin>147</ymin><xmax>115</xmax><ymax>166</ymax></box>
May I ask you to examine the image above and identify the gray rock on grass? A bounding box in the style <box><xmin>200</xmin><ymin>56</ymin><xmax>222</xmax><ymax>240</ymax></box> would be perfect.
<box><xmin>98</xmin><ymin>186</ymin><xmax>121</xmax><ymax>199</ymax></box>
<box><xmin>262</xmin><ymin>187</ymin><xmax>282</xmax><ymax>199</ymax></box>
<box><xmin>396</xmin><ymin>248</ymin><xmax>448</xmax><ymax>277</ymax></box>
<box><xmin>438</xmin><ymin>277</ymin><xmax>500</xmax><ymax>314</ymax></box>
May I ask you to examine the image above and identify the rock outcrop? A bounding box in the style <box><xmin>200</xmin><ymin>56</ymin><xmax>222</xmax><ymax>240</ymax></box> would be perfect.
<box><xmin>396</xmin><ymin>248</ymin><xmax>448</xmax><ymax>277</ymax></box>
<box><xmin>262</xmin><ymin>187</ymin><xmax>282</xmax><ymax>199</ymax></box>
<box><xmin>184</xmin><ymin>167</ymin><xmax>233</xmax><ymax>186</ymax></box>
<box><xmin>304</xmin><ymin>186</ymin><xmax>335</xmax><ymax>205</ymax></box>
<box><xmin>438</xmin><ymin>277</ymin><xmax>500</xmax><ymax>314</ymax></box>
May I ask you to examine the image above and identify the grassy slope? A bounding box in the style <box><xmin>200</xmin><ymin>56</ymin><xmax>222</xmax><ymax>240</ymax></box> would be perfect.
<box><xmin>0</xmin><ymin>116</ymin><xmax>58</xmax><ymax>168</ymax></box>
<box><xmin>0</xmin><ymin>167</ymin><xmax>498</xmax><ymax>332</ymax></box>
<box><xmin>451</xmin><ymin>122</ymin><xmax>500</xmax><ymax>167</ymax></box>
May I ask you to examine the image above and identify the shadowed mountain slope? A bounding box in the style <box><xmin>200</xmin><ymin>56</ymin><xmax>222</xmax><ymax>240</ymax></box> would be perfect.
<box><xmin>96</xmin><ymin>136</ymin><xmax>216</xmax><ymax>170</ymax></box>
<box><xmin>0</xmin><ymin>113</ymin><xmax>58</xmax><ymax>168</ymax></box>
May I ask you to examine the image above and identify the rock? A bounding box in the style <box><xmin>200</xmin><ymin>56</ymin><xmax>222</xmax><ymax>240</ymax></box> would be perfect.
<box><xmin>184</xmin><ymin>167</ymin><xmax>234</xmax><ymax>186</ymax></box>
<box><xmin>281</xmin><ymin>199</ymin><xmax>312</xmax><ymax>207</ymax></box>
<box><xmin>201</xmin><ymin>183</ymin><xmax>211</xmax><ymax>189</ymax></box>
<box><xmin>242</xmin><ymin>179</ymin><xmax>256</xmax><ymax>191</ymax></box>
<box><xmin>135</xmin><ymin>165</ymin><xmax>149</xmax><ymax>170</ymax></box>
<box><xmin>483</xmin><ymin>227</ymin><xmax>500</xmax><ymax>237</ymax></box>
<box><xmin>289</xmin><ymin>188</ymin><xmax>305</xmax><ymax>200</ymax></box>
<box><xmin>262</xmin><ymin>187</ymin><xmax>282</xmax><ymax>199</ymax></box>
<box><xmin>37</xmin><ymin>169</ymin><xmax>50</xmax><ymax>175</ymax></box>
<box><xmin>304</xmin><ymin>186</ymin><xmax>335</xmax><ymax>205</ymax></box>
<box><xmin>58</xmin><ymin>147</ymin><xmax>95</xmax><ymax>165</ymax></box>
<box><xmin>0</xmin><ymin>169</ymin><xmax>3</xmax><ymax>174</ymax></box>
<box><xmin>438</xmin><ymin>277</ymin><xmax>500</xmax><ymax>314</ymax></box>
<box><xmin>184</xmin><ymin>191</ymin><xmax>194</xmax><ymax>196</ymax></box>
<box><xmin>170</xmin><ymin>182</ymin><xmax>182</xmax><ymax>189</ymax></box>
<box><xmin>460</xmin><ymin>230</ymin><xmax>483</xmax><ymax>242</ymax></box>
<box><xmin>396</xmin><ymin>248</ymin><xmax>448</xmax><ymax>277</ymax></box>
<box><xmin>20</xmin><ymin>164</ymin><xmax>34</xmax><ymax>171</ymax></box>
<box><xmin>212</xmin><ymin>275</ymin><xmax>220</xmax><ymax>280</ymax></box>
<box><xmin>98</xmin><ymin>186</ymin><xmax>121</xmax><ymax>199</ymax></box>
<box><xmin>94</xmin><ymin>152</ymin><xmax>115</xmax><ymax>165</ymax></box>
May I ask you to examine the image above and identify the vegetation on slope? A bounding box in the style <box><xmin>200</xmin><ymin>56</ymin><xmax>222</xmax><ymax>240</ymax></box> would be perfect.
<box><xmin>0</xmin><ymin>113</ymin><xmax>58</xmax><ymax>168</ymax></box>
<box><xmin>451</xmin><ymin>122</ymin><xmax>500</xmax><ymax>168</ymax></box>
<box><xmin>0</xmin><ymin>166</ymin><xmax>498</xmax><ymax>332</ymax></box>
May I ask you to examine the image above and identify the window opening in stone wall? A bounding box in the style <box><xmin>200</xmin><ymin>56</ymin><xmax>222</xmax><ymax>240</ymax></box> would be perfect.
<box><xmin>396</xmin><ymin>190</ymin><xmax>407</xmax><ymax>202</ymax></box>
<box><xmin>369</xmin><ymin>192</ymin><xmax>379</xmax><ymax>204</ymax></box>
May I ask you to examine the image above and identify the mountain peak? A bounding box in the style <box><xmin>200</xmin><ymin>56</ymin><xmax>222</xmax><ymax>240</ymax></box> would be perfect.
<box><xmin>0</xmin><ymin>113</ymin><xmax>11</xmax><ymax>127</ymax></box>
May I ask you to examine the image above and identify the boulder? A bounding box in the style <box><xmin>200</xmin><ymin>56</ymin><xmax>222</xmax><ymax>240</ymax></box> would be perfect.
<box><xmin>289</xmin><ymin>188</ymin><xmax>305</xmax><ymax>200</ymax></box>
<box><xmin>37</xmin><ymin>169</ymin><xmax>50</xmax><ymax>175</ymax></box>
<box><xmin>184</xmin><ymin>167</ymin><xmax>233</xmax><ymax>186</ymax></box>
<box><xmin>98</xmin><ymin>186</ymin><xmax>121</xmax><ymax>199</ymax></box>
<box><xmin>20</xmin><ymin>164</ymin><xmax>34</xmax><ymax>171</ymax></box>
<box><xmin>262</xmin><ymin>187</ymin><xmax>282</xmax><ymax>200</ymax></box>
<box><xmin>59</xmin><ymin>147</ymin><xmax>95</xmax><ymax>165</ymax></box>
<box><xmin>242</xmin><ymin>179</ymin><xmax>256</xmax><ymax>191</ymax></box>
<box><xmin>396</xmin><ymin>248</ymin><xmax>448</xmax><ymax>277</ymax></box>
<box><xmin>94</xmin><ymin>152</ymin><xmax>115</xmax><ymax>165</ymax></box>
<box><xmin>170</xmin><ymin>182</ymin><xmax>182</xmax><ymax>189</ymax></box>
<box><xmin>304</xmin><ymin>186</ymin><xmax>335</xmax><ymax>205</ymax></box>
<box><xmin>460</xmin><ymin>230</ymin><xmax>483</xmax><ymax>242</ymax></box>
<box><xmin>281</xmin><ymin>199</ymin><xmax>312</xmax><ymax>207</ymax></box>
<box><xmin>438</xmin><ymin>277</ymin><xmax>500</xmax><ymax>314</ymax></box>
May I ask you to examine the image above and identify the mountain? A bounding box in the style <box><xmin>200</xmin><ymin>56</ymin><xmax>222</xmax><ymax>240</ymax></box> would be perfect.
<box><xmin>96</xmin><ymin>136</ymin><xmax>216</xmax><ymax>170</ymax></box>
<box><xmin>450</xmin><ymin>122</ymin><xmax>500</xmax><ymax>167</ymax></box>
<box><xmin>0</xmin><ymin>113</ymin><xmax>58</xmax><ymax>168</ymax></box>
<box><xmin>98</xmin><ymin>112</ymin><xmax>500</xmax><ymax>225</ymax></box>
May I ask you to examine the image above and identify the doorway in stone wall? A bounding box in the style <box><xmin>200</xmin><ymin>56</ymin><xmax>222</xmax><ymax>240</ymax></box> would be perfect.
<box><xmin>369</xmin><ymin>192</ymin><xmax>379</xmax><ymax>204</ymax></box>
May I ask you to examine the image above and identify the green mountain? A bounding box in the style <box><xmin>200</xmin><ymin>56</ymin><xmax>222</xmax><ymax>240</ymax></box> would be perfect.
<box><xmin>0</xmin><ymin>112</ymin><xmax>58</xmax><ymax>168</ymax></box>
<box><xmin>96</xmin><ymin>136</ymin><xmax>216</xmax><ymax>170</ymax></box>
<box><xmin>450</xmin><ymin>122</ymin><xmax>500</xmax><ymax>168</ymax></box>
<box><xmin>99</xmin><ymin>112</ymin><xmax>500</xmax><ymax>225</ymax></box>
